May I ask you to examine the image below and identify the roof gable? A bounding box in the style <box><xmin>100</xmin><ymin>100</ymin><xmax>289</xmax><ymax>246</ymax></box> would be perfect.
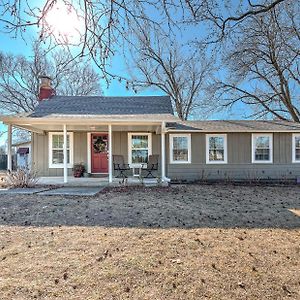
<box><xmin>29</xmin><ymin>95</ymin><xmax>173</xmax><ymax>117</ymax></box>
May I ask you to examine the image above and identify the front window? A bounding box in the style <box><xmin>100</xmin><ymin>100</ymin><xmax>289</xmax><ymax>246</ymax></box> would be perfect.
<box><xmin>49</xmin><ymin>133</ymin><xmax>73</xmax><ymax>168</ymax></box>
<box><xmin>128</xmin><ymin>133</ymin><xmax>152</xmax><ymax>164</ymax></box>
<box><xmin>170</xmin><ymin>134</ymin><xmax>191</xmax><ymax>163</ymax></box>
<box><xmin>292</xmin><ymin>134</ymin><xmax>300</xmax><ymax>163</ymax></box>
<box><xmin>252</xmin><ymin>134</ymin><xmax>273</xmax><ymax>163</ymax></box>
<box><xmin>206</xmin><ymin>134</ymin><xmax>227</xmax><ymax>163</ymax></box>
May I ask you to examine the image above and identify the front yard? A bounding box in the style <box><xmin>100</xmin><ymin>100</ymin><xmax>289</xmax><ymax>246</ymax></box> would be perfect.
<box><xmin>0</xmin><ymin>184</ymin><xmax>299</xmax><ymax>299</ymax></box>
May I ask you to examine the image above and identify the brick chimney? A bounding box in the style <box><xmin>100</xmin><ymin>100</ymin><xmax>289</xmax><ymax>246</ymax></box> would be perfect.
<box><xmin>38</xmin><ymin>75</ymin><xmax>55</xmax><ymax>100</ymax></box>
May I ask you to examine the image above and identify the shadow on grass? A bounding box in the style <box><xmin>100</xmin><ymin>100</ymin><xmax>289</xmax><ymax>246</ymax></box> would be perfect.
<box><xmin>0</xmin><ymin>185</ymin><xmax>299</xmax><ymax>229</ymax></box>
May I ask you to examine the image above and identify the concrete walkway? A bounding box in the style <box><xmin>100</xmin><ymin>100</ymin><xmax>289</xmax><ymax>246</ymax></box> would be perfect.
<box><xmin>38</xmin><ymin>187</ymin><xmax>105</xmax><ymax>196</ymax></box>
<box><xmin>37</xmin><ymin>176</ymin><xmax>142</xmax><ymax>187</ymax></box>
<box><xmin>0</xmin><ymin>187</ymin><xmax>51</xmax><ymax>195</ymax></box>
<box><xmin>0</xmin><ymin>186</ymin><xmax>105</xmax><ymax>196</ymax></box>
<box><xmin>0</xmin><ymin>177</ymin><xmax>164</xmax><ymax>197</ymax></box>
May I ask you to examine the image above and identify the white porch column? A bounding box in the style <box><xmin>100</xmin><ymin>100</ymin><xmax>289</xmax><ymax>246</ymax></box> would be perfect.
<box><xmin>7</xmin><ymin>124</ymin><xmax>12</xmax><ymax>171</ymax></box>
<box><xmin>108</xmin><ymin>124</ymin><xmax>113</xmax><ymax>183</ymax></box>
<box><xmin>63</xmin><ymin>124</ymin><xmax>68</xmax><ymax>183</ymax></box>
<box><xmin>161</xmin><ymin>122</ymin><xmax>166</xmax><ymax>180</ymax></box>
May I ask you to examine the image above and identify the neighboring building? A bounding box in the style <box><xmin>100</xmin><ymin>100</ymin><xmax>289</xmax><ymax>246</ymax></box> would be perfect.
<box><xmin>1</xmin><ymin>76</ymin><xmax>300</xmax><ymax>183</ymax></box>
<box><xmin>12</xmin><ymin>141</ymin><xmax>31</xmax><ymax>169</ymax></box>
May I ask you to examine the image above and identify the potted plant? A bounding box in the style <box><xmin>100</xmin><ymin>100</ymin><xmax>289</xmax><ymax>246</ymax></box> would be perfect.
<box><xmin>73</xmin><ymin>163</ymin><xmax>85</xmax><ymax>178</ymax></box>
<box><xmin>83</xmin><ymin>171</ymin><xmax>90</xmax><ymax>178</ymax></box>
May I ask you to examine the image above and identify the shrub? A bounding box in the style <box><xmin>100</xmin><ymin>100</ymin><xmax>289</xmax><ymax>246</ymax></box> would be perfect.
<box><xmin>73</xmin><ymin>163</ymin><xmax>85</xmax><ymax>177</ymax></box>
<box><xmin>0</xmin><ymin>172</ymin><xmax>6</xmax><ymax>188</ymax></box>
<box><xmin>5</xmin><ymin>167</ymin><xmax>38</xmax><ymax>188</ymax></box>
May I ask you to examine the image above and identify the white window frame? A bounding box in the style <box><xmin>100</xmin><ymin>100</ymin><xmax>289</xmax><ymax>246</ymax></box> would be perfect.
<box><xmin>292</xmin><ymin>133</ymin><xmax>300</xmax><ymax>163</ymax></box>
<box><xmin>169</xmin><ymin>133</ymin><xmax>191</xmax><ymax>164</ymax></box>
<box><xmin>206</xmin><ymin>134</ymin><xmax>228</xmax><ymax>164</ymax></box>
<box><xmin>48</xmin><ymin>132</ymin><xmax>74</xmax><ymax>168</ymax></box>
<box><xmin>128</xmin><ymin>133</ymin><xmax>152</xmax><ymax>166</ymax></box>
<box><xmin>251</xmin><ymin>133</ymin><xmax>273</xmax><ymax>163</ymax></box>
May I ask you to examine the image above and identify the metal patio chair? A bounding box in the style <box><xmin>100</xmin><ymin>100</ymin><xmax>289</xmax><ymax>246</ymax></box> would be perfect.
<box><xmin>113</xmin><ymin>155</ymin><xmax>131</xmax><ymax>178</ymax></box>
<box><xmin>143</xmin><ymin>154</ymin><xmax>159</xmax><ymax>178</ymax></box>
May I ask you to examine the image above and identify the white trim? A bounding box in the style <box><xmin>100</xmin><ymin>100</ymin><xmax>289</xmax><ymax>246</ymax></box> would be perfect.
<box><xmin>161</xmin><ymin>122</ymin><xmax>166</xmax><ymax>179</ymax></box>
<box><xmin>48</xmin><ymin>132</ymin><xmax>74</xmax><ymax>168</ymax></box>
<box><xmin>87</xmin><ymin>132</ymin><xmax>91</xmax><ymax>173</ymax></box>
<box><xmin>169</xmin><ymin>133</ymin><xmax>191</xmax><ymax>164</ymax></box>
<box><xmin>108</xmin><ymin>125</ymin><xmax>113</xmax><ymax>183</ymax></box>
<box><xmin>292</xmin><ymin>133</ymin><xmax>300</xmax><ymax>163</ymax></box>
<box><xmin>63</xmin><ymin>125</ymin><xmax>68</xmax><ymax>183</ymax></box>
<box><xmin>205</xmin><ymin>134</ymin><xmax>228</xmax><ymax>164</ymax></box>
<box><xmin>128</xmin><ymin>132</ymin><xmax>152</xmax><ymax>167</ymax></box>
<box><xmin>7</xmin><ymin>124</ymin><xmax>12</xmax><ymax>171</ymax></box>
<box><xmin>251</xmin><ymin>133</ymin><xmax>273</xmax><ymax>163</ymax></box>
<box><xmin>1</xmin><ymin>117</ymin><xmax>172</xmax><ymax>124</ymax></box>
<box><xmin>91</xmin><ymin>172</ymin><xmax>108</xmax><ymax>175</ymax></box>
<box><xmin>166</xmin><ymin>129</ymin><xmax>300</xmax><ymax>133</ymax></box>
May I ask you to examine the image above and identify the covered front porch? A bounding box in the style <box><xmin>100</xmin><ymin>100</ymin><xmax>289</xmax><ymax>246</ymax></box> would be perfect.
<box><xmin>3</xmin><ymin>117</ymin><xmax>170</xmax><ymax>185</ymax></box>
<box><xmin>37</xmin><ymin>176</ymin><xmax>162</xmax><ymax>187</ymax></box>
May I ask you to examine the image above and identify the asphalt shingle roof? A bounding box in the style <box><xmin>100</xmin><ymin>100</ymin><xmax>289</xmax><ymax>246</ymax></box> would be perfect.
<box><xmin>29</xmin><ymin>95</ymin><xmax>173</xmax><ymax>117</ymax></box>
<box><xmin>10</xmin><ymin>95</ymin><xmax>300</xmax><ymax>131</ymax></box>
<box><xmin>166</xmin><ymin>120</ymin><xmax>300</xmax><ymax>132</ymax></box>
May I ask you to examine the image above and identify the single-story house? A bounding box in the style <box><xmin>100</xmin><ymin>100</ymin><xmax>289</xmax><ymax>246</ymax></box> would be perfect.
<box><xmin>1</xmin><ymin>76</ymin><xmax>300</xmax><ymax>183</ymax></box>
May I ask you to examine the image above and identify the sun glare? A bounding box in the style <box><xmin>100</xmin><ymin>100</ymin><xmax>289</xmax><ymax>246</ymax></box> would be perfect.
<box><xmin>43</xmin><ymin>1</ymin><xmax>83</xmax><ymax>44</ymax></box>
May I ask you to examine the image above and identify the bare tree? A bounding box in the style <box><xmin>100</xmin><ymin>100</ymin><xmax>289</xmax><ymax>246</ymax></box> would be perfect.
<box><xmin>0</xmin><ymin>41</ymin><xmax>102</xmax><ymax>114</ymax></box>
<box><xmin>211</xmin><ymin>2</ymin><xmax>300</xmax><ymax>121</ymax></box>
<box><xmin>50</xmin><ymin>49</ymin><xmax>102</xmax><ymax>97</ymax></box>
<box><xmin>184</xmin><ymin>0</ymin><xmax>288</xmax><ymax>40</ymax></box>
<box><xmin>1</xmin><ymin>0</ymin><xmax>296</xmax><ymax>122</ymax></box>
<box><xmin>0</xmin><ymin>1</ymin><xmax>289</xmax><ymax>76</ymax></box>
<box><xmin>124</xmin><ymin>27</ymin><xmax>213</xmax><ymax>120</ymax></box>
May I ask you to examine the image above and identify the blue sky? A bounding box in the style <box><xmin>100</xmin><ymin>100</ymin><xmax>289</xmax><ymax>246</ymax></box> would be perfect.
<box><xmin>0</xmin><ymin>26</ymin><xmax>165</xmax><ymax>146</ymax></box>
<box><xmin>0</xmin><ymin>1</ymin><xmax>248</xmax><ymax>146</ymax></box>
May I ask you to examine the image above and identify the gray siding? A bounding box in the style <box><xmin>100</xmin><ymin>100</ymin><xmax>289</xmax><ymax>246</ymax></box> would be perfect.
<box><xmin>74</xmin><ymin>132</ymin><xmax>88</xmax><ymax>164</ymax></box>
<box><xmin>112</xmin><ymin>132</ymin><xmax>161</xmax><ymax>163</ymax></box>
<box><xmin>32</xmin><ymin>131</ymin><xmax>300</xmax><ymax>180</ymax></box>
<box><xmin>273</xmin><ymin>132</ymin><xmax>292</xmax><ymax>164</ymax></box>
<box><xmin>227</xmin><ymin>133</ymin><xmax>251</xmax><ymax>164</ymax></box>
<box><xmin>32</xmin><ymin>131</ymin><xmax>161</xmax><ymax>176</ymax></box>
<box><xmin>32</xmin><ymin>132</ymin><xmax>87</xmax><ymax>176</ymax></box>
<box><xmin>167</xmin><ymin>132</ymin><xmax>300</xmax><ymax>181</ymax></box>
<box><xmin>112</xmin><ymin>132</ymin><xmax>129</xmax><ymax>163</ymax></box>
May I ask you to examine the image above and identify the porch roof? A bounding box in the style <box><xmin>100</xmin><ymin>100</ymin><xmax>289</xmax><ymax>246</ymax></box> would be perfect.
<box><xmin>166</xmin><ymin>120</ymin><xmax>300</xmax><ymax>132</ymax></box>
<box><xmin>30</xmin><ymin>95</ymin><xmax>174</xmax><ymax>117</ymax></box>
<box><xmin>0</xmin><ymin>95</ymin><xmax>178</xmax><ymax>132</ymax></box>
<box><xmin>0</xmin><ymin>113</ymin><xmax>178</xmax><ymax>133</ymax></box>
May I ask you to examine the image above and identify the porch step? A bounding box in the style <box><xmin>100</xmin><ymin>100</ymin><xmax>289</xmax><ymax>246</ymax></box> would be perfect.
<box><xmin>143</xmin><ymin>178</ymin><xmax>159</xmax><ymax>187</ymax></box>
<box><xmin>89</xmin><ymin>174</ymin><xmax>108</xmax><ymax>178</ymax></box>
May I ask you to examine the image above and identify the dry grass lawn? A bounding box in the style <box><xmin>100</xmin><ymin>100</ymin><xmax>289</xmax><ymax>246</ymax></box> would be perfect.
<box><xmin>0</xmin><ymin>184</ymin><xmax>299</xmax><ymax>299</ymax></box>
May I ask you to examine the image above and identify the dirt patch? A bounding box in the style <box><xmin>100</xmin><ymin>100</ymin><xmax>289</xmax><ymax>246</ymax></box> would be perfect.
<box><xmin>0</xmin><ymin>184</ymin><xmax>299</xmax><ymax>228</ymax></box>
<box><xmin>0</xmin><ymin>184</ymin><xmax>299</xmax><ymax>299</ymax></box>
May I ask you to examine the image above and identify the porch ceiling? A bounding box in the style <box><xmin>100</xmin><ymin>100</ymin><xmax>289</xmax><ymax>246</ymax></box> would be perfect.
<box><xmin>10</xmin><ymin>123</ymin><xmax>162</xmax><ymax>134</ymax></box>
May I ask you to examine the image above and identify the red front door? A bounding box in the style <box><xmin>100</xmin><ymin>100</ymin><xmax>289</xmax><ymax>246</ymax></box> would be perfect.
<box><xmin>91</xmin><ymin>134</ymin><xmax>108</xmax><ymax>173</ymax></box>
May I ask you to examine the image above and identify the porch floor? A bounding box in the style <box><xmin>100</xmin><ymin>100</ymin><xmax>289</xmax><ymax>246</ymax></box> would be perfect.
<box><xmin>37</xmin><ymin>176</ymin><xmax>144</xmax><ymax>187</ymax></box>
